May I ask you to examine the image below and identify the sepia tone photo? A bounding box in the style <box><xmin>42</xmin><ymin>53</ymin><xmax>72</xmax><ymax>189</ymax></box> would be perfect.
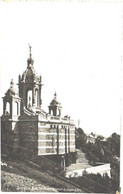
<box><xmin>0</xmin><ymin>1</ymin><xmax>122</xmax><ymax>193</ymax></box>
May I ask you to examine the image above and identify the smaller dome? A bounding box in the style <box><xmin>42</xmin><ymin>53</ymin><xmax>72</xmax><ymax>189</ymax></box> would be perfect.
<box><xmin>50</xmin><ymin>99</ymin><xmax>59</xmax><ymax>106</ymax></box>
<box><xmin>5</xmin><ymin>79</ymin><xmax>18</xmax><ymax>96</ymax></box>
<box><xmin>50</xmin><ymin>92</ymin><xmax>61</xmax><ymax>106</ymax></box>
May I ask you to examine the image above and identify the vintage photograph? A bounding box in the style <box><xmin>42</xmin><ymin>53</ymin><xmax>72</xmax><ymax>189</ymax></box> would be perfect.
<box><xmin>0</xmin><ymin>1</ymin><xmax>121</xmax><ymax>193</ymax></box>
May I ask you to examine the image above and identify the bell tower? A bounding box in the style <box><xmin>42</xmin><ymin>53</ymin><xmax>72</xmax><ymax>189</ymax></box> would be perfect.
<box><xmin>18</xmin><ymin>45</ymin><xmax>42</xmax><ymax>113</ymax></box>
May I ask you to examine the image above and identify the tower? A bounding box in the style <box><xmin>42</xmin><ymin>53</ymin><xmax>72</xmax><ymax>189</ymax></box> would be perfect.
<box><xmin>18</xmin><ymin>45</ymin><xmax>42</xmax><ymax>114</ymax></box>
<box><xmin>2</xmin><ymin>79</ymin><xmax>21</xmax><ymax>133</ymax></box>
<box><xmin>49</xmin><ymin>92</ymin><xmax>62</xmax><ymax>116</ymax></box>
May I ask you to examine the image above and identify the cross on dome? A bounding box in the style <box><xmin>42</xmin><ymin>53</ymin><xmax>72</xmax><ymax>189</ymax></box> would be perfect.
<box><xmin>27</xmin><ymin>44</ymin><xmax>34</xmax><ymax>68</ymax></box>
<box><xmin>54</xmin><ymin>92</ymin><xmax>57</xmax><ymax>100</ymax></box>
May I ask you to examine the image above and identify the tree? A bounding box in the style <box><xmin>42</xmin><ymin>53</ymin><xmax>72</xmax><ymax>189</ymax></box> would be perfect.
<box><xmin>75</xmin><ymin>128</ymin><xmax>87</xmax><ymax>148</ymax></box>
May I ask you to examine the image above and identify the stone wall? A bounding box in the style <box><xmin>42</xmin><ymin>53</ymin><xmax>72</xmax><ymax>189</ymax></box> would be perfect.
<box><xmin>65</xmin><ymin>163</ymin><xmax>111</xmax><ymax>178</ymax></box>
<box><xmin>1</xmin><ymin>118</ymin><xmax>18</xmax><ymax>156</ymax></box>
<box><xmin>18</xmin><ymin>117</ymin><xmax>38</xmax><ymax>158</ymax></box>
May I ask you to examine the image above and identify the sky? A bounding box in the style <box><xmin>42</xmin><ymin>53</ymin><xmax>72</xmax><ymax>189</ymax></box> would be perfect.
<box><xmin>0</xmin><ymin>1</ymin><xmax>122</xmax><ymax>137</ymax></box>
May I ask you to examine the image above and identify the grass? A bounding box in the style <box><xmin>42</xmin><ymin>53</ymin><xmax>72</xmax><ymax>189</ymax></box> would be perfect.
<box><xmin>1</xmin><ymin>158</ymin><xmax>84</xmax><ymax>192</ymax></box>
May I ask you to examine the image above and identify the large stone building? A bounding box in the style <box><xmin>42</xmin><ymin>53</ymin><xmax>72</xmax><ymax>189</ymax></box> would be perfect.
<box><xmin>1</xmin><ymin>46</ymin><xmax>76</xmax><ymax>170</ymax></box>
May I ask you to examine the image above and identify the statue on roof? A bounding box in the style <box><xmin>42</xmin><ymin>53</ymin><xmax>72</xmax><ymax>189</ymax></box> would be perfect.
<box><xmin>28</xmin><ymin>44</ymin><xmax>32</xmax><ymax>57</ymax></box>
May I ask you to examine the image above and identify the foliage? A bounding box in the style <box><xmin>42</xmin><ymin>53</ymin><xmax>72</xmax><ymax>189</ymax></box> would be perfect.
<box><xmin>75</xmin><ymin>128</ymin><xmax>120</xmax><ymax>192</ymax></box>
<box><xmin>70</xmin><ymin>172</ymin><xmax>114</xmax><ymax>193</ymax></box>
<box><xmin>110</xmin><ymin>157</ymin><xmax>120</xmax><ymax>192</ymax></box>
<box><xmin>107</xmin><ymin>133</ymin><xmax>120</xmax><ymax>157</ymax></box>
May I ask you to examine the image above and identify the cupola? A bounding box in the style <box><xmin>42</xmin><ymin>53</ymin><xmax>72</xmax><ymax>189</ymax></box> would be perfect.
<box><xmin>49</xmin><ymin>92</ymin><xmax>62</xmax><ymax>116</ymax></box>
<box><xmin>3</xmin><ymin>80</ymin><xmax>21</xmax><ymax>117</ymax></box>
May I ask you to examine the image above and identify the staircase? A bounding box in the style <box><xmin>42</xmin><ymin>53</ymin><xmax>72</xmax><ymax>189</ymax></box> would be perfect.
<box><xmin>76</xmin><ymin>149</ymin><xmax>89</xmax><ymax>164</ymax></box>
<box><xmin>65</xmin><ymin>149</ymin><xmax>90</xmax><ymax>176</ymax></box>
<box><xmin>65</xmin><ymin>150</ymin><xmax>111</xmax><ymax>178</ymax></box>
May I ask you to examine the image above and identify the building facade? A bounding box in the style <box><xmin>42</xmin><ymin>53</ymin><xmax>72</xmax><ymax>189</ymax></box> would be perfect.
<box><xmin>1</xmin><ymin>47</ymin><xmax>76</xmax><ymax>170</ymax></box>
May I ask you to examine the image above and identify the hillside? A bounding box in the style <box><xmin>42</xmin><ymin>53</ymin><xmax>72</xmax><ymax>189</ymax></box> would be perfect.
<box><xmin>2</xmin><ymin>171</ymin><xmax>57</xmax><ymax>192</ymax></box>
<box><xmin>1</xmin><ymin>158</ymin><xmax>86</xmax><ymax>192</ymax></box>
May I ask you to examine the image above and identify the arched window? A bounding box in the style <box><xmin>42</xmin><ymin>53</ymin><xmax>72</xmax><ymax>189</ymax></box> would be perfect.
<box><xmin>27</xmin><ymin>90</ymin><xmax>32</xmax><ymax>109</ymax></box>
<box><xmin>5</xmin><ymin>102</ymin><xmax>10</xmax><ymax>115</ymax></box>
<box><xmin>13</xmin><ymin>101</ymin><xmax>18</xmax><ymax>115</ymax></box>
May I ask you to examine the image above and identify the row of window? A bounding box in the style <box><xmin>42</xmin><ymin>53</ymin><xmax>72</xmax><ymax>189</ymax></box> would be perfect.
<box><xmin>50</xmin><ymin>125</ymin><xmax>71</xmax><ymax>129</ymax></box>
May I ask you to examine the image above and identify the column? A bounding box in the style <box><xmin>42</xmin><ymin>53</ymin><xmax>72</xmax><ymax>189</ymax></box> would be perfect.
<box><xmin>10</xmin><ymin>100</ymin><xmax>13</xmax><ymax>117</ymax></box>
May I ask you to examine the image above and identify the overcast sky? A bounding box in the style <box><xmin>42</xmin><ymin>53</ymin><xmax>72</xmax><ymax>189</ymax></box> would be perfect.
<box><xmin>0</xmin><ymin>1</ymin><xmax>122</xmax><ymax>137</ymax></box>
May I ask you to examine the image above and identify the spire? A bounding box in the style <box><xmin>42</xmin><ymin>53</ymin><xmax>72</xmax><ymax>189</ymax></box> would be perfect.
<box><xmin>27</xmin><ymin>44</ymin><xmax>34</xmax><ymax>68</ymax></box>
